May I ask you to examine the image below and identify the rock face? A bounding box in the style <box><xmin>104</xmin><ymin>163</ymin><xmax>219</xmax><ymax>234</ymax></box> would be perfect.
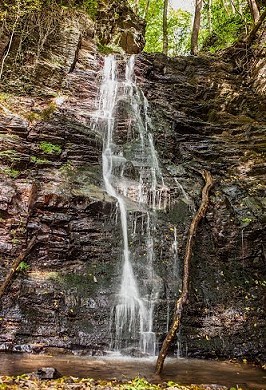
<box><xmin>0</xmin><ymin>8</ymin><xmax>265</xmax><ymax>363</ymax></box>
<box><xmin>96</xmin><ymin>0</ymin><xmax>145</xmax><ymax>54</ymax></box>
<box><xmin>136</xmin><ymin>52</ymin><xmax>265</xmax><ymax>362</ymax></box>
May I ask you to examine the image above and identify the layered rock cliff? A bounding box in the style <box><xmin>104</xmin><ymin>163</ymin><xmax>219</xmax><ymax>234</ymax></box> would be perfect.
<box><xmin>0</xmin><ymin>4</ymin><xmax>265</xmax><ymax>363</ymax></box>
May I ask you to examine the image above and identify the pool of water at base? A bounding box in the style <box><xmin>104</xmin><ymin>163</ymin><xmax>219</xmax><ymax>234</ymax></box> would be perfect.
<box><xmin>0</xmin><ymin>353</ymin><xmax>265</xmax><ymax>389</ymax></box>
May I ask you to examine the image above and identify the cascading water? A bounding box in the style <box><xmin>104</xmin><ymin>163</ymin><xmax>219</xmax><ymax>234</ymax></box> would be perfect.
<box><xmin>94</xmin><ymin>54</ymin><xmax>170</xmax><ymax>355</ymax></box>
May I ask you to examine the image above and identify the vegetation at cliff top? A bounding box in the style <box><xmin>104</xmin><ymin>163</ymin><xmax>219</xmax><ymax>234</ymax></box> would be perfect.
<box><xmin>0</xmin><ymin>0</ymin><xmax>97</xmax><ymax>18</ymax></box>
<box><xmin>0</xmin><ymin>0</ymin><xmax>265</xmax><ymax>60</ymax></box>
<box><xmin>129</xmin><ymin>0</ymin><xmax>265</xmax><ymax>55</ymax></box>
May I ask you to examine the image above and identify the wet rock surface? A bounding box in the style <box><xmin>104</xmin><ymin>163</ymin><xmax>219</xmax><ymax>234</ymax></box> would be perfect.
<box><xmin>0</xmin><ymin>11</ymin><xmax>265</xmax><ymax>364</ymax></box>
<box><xmin>136</xmin><ymin>52</ymin><xmax>265</xmax><ymax>363</ymax></box>
<box><xmin>34</xmin><ymin>367</ymin><xmax>62</xmax><ymax>380</ymax></box>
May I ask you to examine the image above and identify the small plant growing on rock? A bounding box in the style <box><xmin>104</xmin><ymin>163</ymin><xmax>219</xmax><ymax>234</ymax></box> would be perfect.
<box><xmin>0</xmin><ymin>149</ymin><xmax>20</xmax><ymax>162</ymax></box>
<box><xmin>39</xmin><ymin>141</ymin><xmax>62</xmax><ymax>155</ymax></box>
<box><xmin>40</xmin><ymin>102</ymin><xmax>57</xmax><ymax>120</ymax></box>
<box><xmin>97</xmin><ymin>43</ymin><xmax>124</xmax><ymax>54</ymax></box>
<box><xmin>241</xmin><ymin>217</ymin><xmax>252</xmax><ymax>225</ymax></box>
<box><xmin>30</xmin><ymin>156</ymin><xmax>50</xmax><ymax>165</ymax></box>
<box><xmin>0</xmin><ymin>167</ymin><xmax>20</xmax><ymax>178</ymax></box>
<box><xmin>24</xmin><ymin>111</ymin><xmax>42</xmax><ymax>123</ymax></box>
<box><xmin>16</xmin><ymin>261</ymin><xmax>30</xmax><ymax>273</ymax></box>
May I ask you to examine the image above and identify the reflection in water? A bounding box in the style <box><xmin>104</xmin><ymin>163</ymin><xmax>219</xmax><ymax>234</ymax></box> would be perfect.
<box><xmin>0</xmin><ymin>353</ymin><xmax>265</xmax><ymax>389</ymax></box>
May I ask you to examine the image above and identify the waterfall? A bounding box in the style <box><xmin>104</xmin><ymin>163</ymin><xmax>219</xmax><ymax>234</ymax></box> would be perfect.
<box><xmin>94</xmin><ymin>55</ymin><xmax>168</xmax><ymax>355</ymax></box>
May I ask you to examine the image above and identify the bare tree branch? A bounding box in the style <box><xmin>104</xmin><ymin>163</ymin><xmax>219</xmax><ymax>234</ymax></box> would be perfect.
<box><xmin>0</xmin><ymin>236</ymin><xmax>37</xmax><ymax>300</ymax></box>
<box><xmin>155</xmin><ymin>170</ymin><xmax>214</xmax><ymax>374</ymax></box>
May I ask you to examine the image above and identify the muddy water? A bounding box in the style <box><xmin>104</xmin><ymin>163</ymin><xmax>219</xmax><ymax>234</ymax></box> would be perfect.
<box><xmin>0</xmin><ymin>353</ymin><xmax>265</xmax><ymax>389</ymax></box>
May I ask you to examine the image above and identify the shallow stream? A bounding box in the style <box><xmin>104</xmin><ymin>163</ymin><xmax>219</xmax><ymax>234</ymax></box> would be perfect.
<box><xmin>0</xmin><ymin>353</ymin><xmax>265</xmax><ymax>389</ymax></box>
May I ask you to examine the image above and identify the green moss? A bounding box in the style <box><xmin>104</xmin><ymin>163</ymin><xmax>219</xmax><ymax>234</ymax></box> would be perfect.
<box><xmin>42</xmin><ymin>102</ymin><xmax>57</xmax><ymax>120</ymax></box>
<box><xmin>11</xmin><ymin>237</ymin><xmax>20</xmax><ymax>244</ymax></box>
<box><xmin>59</xmin><ymin>162</ymin><xmax>74</xmax><ymax>173</ymax></box>
<box><xmin>54</xmin><ymin>272</ymin><xmax>97</xmax><ymax>296</ymax></box>
<box><xmin>30</xmin><ymin>156</ymin><xmax>50</xmax><ymax>164</ymax></box>
<box><xmin>97</xmin><ymin>43</ymin><xmax>124</xmax><ymax>54</ymax></box>
<box><xmin>241</xmin><ymin>217</ymin><xmax>252</xmax><ymax>225</ymax></box>
<box><xmin>97</xmin><ymin>43</ymin><xmax>115</xmax><ymax>54</ymax></box>
<box><xmin>0</xmin><ymin>92</ymin><xmax>12</xmax><ymax>104</ymax></box>
<box><xmin>39</xmin><ymin>141</ymin><xmax>62</xmax><ymax>155</ymax></box>
<box><xmin>24</xmin><ymin>111</ymin><xmax>42</xmax><ymax>122</ymax></box>
<box><xmin>0</xmin><ymin>149</ymin><xmax>20</xmax><ymax>161</ymax></box>
<box><xmin>82</xmin><ymin>0</ymin><xmax>98</xmax><ymax>18</ymax></box>
<box><xmin>0</xmin><ymin>167</ymin><xmax>20</xmax><ymax>178</ymax></box>
<box><xmin>16</xmin><ymin>261</ymin><xmax>30</xmax><ymax>272</ymax></box>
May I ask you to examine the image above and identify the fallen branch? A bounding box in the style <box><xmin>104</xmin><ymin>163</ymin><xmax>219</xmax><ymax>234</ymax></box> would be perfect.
<box><xmin>155</xmin><ymin>169</ymin><xmax>214</xmax><ymax>374</ymax></box>
<box><xmin>0</xmin><ymin>236</ymin><xmax>37</xmax><ymax>300</ymax></box>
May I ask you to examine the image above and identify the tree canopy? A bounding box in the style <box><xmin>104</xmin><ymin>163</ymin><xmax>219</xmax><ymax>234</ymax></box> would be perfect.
<box><xmin>0</xmin><ymin>0</ymin><xmax>265</xmax><ymax>58</ymax></box>
<box><xmin>129</xmin><ymin>0</ymin><xmax>265</xmax><ymax>55</ymax></box>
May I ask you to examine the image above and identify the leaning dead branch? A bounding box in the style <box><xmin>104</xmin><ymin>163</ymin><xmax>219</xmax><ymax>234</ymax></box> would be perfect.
<box><xmin>155</xmin><ymin>169</ymin><xmax>214</xmax><ymax>374</ymax></box>
<box><xmin>0</xmin><ymin>236</ymin><xmax>37</xmax><ymax>300</ymax></box>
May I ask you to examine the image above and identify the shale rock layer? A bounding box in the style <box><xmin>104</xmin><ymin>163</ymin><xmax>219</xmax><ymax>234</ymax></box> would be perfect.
<box><xmin>0</xmin><ymin>10</ymin><xmax>265</xmax><ymax>363</ymax></box>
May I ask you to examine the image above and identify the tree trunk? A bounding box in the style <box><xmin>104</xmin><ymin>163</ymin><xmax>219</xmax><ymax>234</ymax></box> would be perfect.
<box><xmin>0</xmin><ymin>236</ymin><xmax>37</xmax><ymax>300</ymax></box>
<box><xmin>155</xmin><ymin>170</ymin><xmax>214</xmax><ymax>375</ymax></box>
<box><xmin>247</xmin><ymin>0</ymin><xmax>260</xmax><ymax>23</ymax></box>
<box><xmin>246</xmin><ymin>8</ymin><xmax>266</xmax><ymax>45</ymax></box>
<box><xmin>191</xmin><ymin>0</ymin><xmax>203</xmax><ymax>55</ymax></box>
<box><xmin>207</xmin><ymin>0</ymin><xmax>212</xmax><ymax>33</ymax></box>
<box><xmin>132</xmin><ymin>0</ymin><xmax>139</xmax><ymax>14</ymax></box>
<box><xmin>163</xmin><ymin>0</ymin><xmax>168</xmax><ymax>55</ymax></box>
<box><xmin>144</xmin><ymin>0</ymin><xmax>151</xmax><ymax>20</ymax></box>
<box><xmin>0</xmin><ymin>15</ymin><xmax>19</xmax><ymax>80</ymax></box>
<box><xmin>222</xmin><ymin>0</ymin><xmax>231</xmax><ymax>15</ymax></box>
<box><xmin>228</xmin><ymin>0</ymin><xmax>236</xmax><ymax>14</ymax></box>
<box><xmin>230</xmin><ymin>0</ymin><xmax>249</xmax><ymax>34</ymax></box>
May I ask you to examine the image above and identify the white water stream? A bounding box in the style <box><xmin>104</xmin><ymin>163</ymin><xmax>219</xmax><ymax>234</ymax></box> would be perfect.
<box><xmin>94</xmin><ymin>55</ymin><xmax>169</xmax><ymax>355</ymax></box>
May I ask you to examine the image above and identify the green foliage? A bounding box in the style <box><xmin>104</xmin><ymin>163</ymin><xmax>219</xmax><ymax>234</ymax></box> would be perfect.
<box><xmin>0</xmin><ymin>93</ymin><xmax>12</xmax><ymax>103</ymax></box>
<box><xmin>39</xmin><ymin>141</ymin><xmax>62</xmax><ymax>155</ymax></box>
<box><xmin>0</xmin><ymin>374</ymin><xmax>247</xmax><ymax>389</ymax></box>
<box><xmin>129</xmin><ymin>0</ymin><xmax>192</xmax><ymax>55</ymax></box>
<box><xmin>30</xmin><ymin>156</ymin><xmax>50</xmax><ymax>164</ymax></box>
<box><xmin>16</xmin><ymin>261</ymin><xmax>30</xmax><ymax>272</ymax></box>
<box><xmin>1</xmin><ymin>0</ymin><xmax>41</xmax><ymax>15</ymax></box>
<box><xmin>122</xmin><ymin>377</ymin><xmax>160</xmax><ymax>389</ymax></box>
<box><xmin>0</xmin><ymin>149</ymin><xmax>19</xmax><ymax>161</ymax></box>
<box><xmin>97</xmin><ymin>43</ymin><xmax>113</xmax><ymax>54</ymax></box>
<box><xmin>241</xmin><ymin>216</ymin><xmax>253</xmax><ymax>225</ymax></box>
<box><xmin>56</xmin><ymin>272</ymin><xmax>97</xmax><ymax>296</ymax></box>
<box><xmin>142</xmin><ymin>0</ymin><xmax>164</xmax><ymax>53</ymax></box>
<box><xmin>167</xmin><ymin>9</ymin><xmax>192</xmax><ymax>56</ymax></box>
<box><xmin>81</xmin><ymin>0</ymin><xmax>97</xmax><ymax>18</ymax></box>
<box><xmin>0</xmin><ymin>0</ymin><xmax>98</xmax><ymax>17</ymax></box>
<box><xmin>40</xmin><ymin>102</ymin><xmax>57</xmax><ymax>120</ymax></box>
<box><xmin>129</xmin><ymin>0</ymin><xmax>259</xmax><ymax>55</ymax></box>
<box><xmin>200</xmin><ymin>0</ymin><xmax>252</xmax><ymax>52</ymax></box>
<box><xmin>25</xmin><ymin>101</ymin><xmax>63</xmax><ymax>122</ymax></box>
<box><xmin>0</xmin><ymin>167</ymin><xmax>20</xmax><ymax>178</ymax></box>
<box><xmin>97</xmin><ymin>43</ymin><xmax>123</xmax><ymax>54</ymax></box>
<box><xmin>59</xmin><ymin>161</ymin><xmax>73</xmax><ymax>172</ymax></box>
<box><xmin>24</xmin><ymin>111</ymin><xmax>42</xmax><ymax>122</ymax></box>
